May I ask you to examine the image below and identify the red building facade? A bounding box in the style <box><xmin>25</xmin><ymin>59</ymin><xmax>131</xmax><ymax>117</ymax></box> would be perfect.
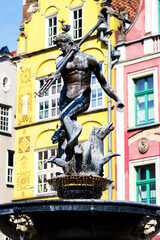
<box><xmin>115</xmin><ymin>0</ymin><xmax>160</xmax><ymax>216</ymax></box>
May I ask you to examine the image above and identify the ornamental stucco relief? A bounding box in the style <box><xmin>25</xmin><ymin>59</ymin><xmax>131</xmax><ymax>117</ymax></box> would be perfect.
<box><xmin>129</xmin><ymin>126</ymin><xmax>160</xmax><ymax>145</ymax></box>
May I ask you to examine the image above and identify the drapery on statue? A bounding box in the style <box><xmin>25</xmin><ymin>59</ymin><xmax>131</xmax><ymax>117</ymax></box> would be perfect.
<box><xmin>36</xmin><ymin>11</ymin><xmax>125</xmax><ymax>176</ymax></box>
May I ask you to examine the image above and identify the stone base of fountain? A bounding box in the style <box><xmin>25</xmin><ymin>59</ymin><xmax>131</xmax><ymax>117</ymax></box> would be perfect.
<box><xmin>48</xmin><ymin>175</ymin><xmax>113</xmax><ymax>199</ymax></box>
<box><xmin>0</xmin><ymin>200</ymin><xmax>160</xmax><ymax>240</ymax></box>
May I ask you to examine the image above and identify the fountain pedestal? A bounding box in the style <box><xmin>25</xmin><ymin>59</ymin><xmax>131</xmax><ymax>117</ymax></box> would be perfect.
<box><xmin>48</xmin><ymin>175</ymin><xmax>113</xmax><ymax>199</ymax></box>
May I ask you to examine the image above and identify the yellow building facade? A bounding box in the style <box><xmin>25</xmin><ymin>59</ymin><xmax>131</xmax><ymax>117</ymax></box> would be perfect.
<box><xmin>14</xmin><ymin>0</ymin><xmax>120</xmax><ymax>201</ymax></box>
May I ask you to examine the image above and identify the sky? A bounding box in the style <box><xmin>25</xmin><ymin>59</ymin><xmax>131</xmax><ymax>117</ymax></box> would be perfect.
<box><xmin>0</xmin><ymin>0</ymin><xmax>23</xmax><ymax>52</ymax></box>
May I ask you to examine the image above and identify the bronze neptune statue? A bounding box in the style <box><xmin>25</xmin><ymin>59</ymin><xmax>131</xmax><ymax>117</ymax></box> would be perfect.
<box><xmin>51</xmin><ymin>32</ymin><xmax>125</xmax><ymax>156</ymax></box>
<box><xmin>37</xmin><ymin>29</ymin><xmax>124</xmax><ymax>185</ymax></box>
<box><xmin>36</xmin><ymin>15</ymin><xmax>125</xmax><ymax>198</ymax></box>
<box><xmin>38</xmin><ymin>30</ymin><xmax>125</xmax><ymax>179</ymax></box>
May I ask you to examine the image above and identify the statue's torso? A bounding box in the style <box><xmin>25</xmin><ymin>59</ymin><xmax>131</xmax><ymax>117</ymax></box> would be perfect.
<box><xmin>59</xmin><ymin>52</ymin><xmax>93</xmax><ymax>99</ymax></box>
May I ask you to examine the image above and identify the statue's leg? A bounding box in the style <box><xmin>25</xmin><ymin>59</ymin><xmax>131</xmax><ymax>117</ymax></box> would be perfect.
<box><xmin>60</xmin><ymin>89</ymin><xmax>90</xmax><ymax>157</ymax></box>
<box><xmin>51</xmin><ymin>86</ymin><xmax>69</xmax><ymax>144</ymax></box>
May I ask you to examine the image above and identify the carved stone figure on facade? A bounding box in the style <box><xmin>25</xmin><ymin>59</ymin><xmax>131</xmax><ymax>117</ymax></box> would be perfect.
<box><xmin>118</xmin><ymin>6</ymin><xmax>128</xmax><ymax>42</ymax></box>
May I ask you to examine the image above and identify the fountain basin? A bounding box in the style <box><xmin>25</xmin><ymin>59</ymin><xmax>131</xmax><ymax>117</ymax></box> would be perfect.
<box><xmin>0</xmin><ymin>200</ymin><xmax>160</xmax><ymax>239</ymax></box>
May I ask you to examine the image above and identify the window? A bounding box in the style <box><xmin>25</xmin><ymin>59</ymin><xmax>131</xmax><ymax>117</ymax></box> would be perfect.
<box><xmin>37</xmin><ymin>77</ymin><xmax>62</xmax><ymax>121</ymax></box>
<box><xmin>135</xmin><ymin>75</ymin><xmax>154</xmax><ymax>126</ymax></box>
<box><xmin>46</xmin><ymin>14</ymin><xmax>58</xmax><ymax>47</ymax></box>
<box><xmin>129</xmin><ymin>158</ymin><xmax>160</xmax><ymax>204</ymax></box>
<box><xmin>1</xmin><ymin>76</ymin><xmax>11</xmax><ymax>92</ymax></box>
<box><xmin>0</xmin><ymin>105</ymin><xmax>11</xmax><ymax>133</ymax></box>
<box><xmin>158</xmin><ymin>0</ymin><xmax>160</xmax><ymax>33</ymax></box>
<box><xmin>128</xmin><ymin>69</ymin><xmax>158</xmax><ymax>128</ymax></box>
<box><xmin>90</xmin><ymin>63</ymin><xmax>104</xmax><ymax>109</ymax></box>
<box><xmin>71</xmin><ymin>7</ymin><xmax>83</xmax><ymax>40</ymax></box>
<box><xmin>35</xmin><ymin>148</ymin><xmax>63</xmax><ymax>195</ymax></box>
<box><xmin>6</xmin><ymin>150</ymin><xmax>14</xmax><ymax>185</ymax></box>
<box><xmin>136</xmin><ymin>164</ymin><xmax>156</xmax><ymax>204</ymax></box>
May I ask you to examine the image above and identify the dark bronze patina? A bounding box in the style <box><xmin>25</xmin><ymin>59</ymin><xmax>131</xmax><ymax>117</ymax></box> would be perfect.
<box><xmin>36</xmin><ymin>10</ymin><xmax>125</xmax><ymax>199</ymax></box>
<box><xmin>45</xmin><ymin>31</ymin><xmax>124</xmax><ymax>175</ymax></box>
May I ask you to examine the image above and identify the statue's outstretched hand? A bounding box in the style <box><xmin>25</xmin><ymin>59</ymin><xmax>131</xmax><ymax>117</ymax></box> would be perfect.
<box><xmin>116</xmin><ymin>100</ymin><xmax>125</xmax><ymax>112</ymax></box>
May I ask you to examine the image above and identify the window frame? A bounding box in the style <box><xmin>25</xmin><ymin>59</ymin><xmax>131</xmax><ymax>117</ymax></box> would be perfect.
<box><xmin>36</xmin><ymin>76</ymin><xmax>62</xmax><ymax>122</ymax></box>
<box><xmin>70</xmin><ymin>6</ymin><xmax>83</xmax><ymax>41</ymax></box>
<box><xmin>128</xmin><ymin>68</ymin><xmax>158</xmax><ymax>128</ymax></box>
<box><xmin>6</xmin><ymin>150</ymin><xmax>14</xmax><ymax>186</ymax></box>
<box><xmin>134</xmin><ymin>75</ymin><xmax>154</xmax><ymax>126</ymax></box>
<box><xmin>45</xmin><ymin>14</ymin><xmax>58</xmax><ymax>48</ymax></box>
<box><xmin>136</xmin><ymin>164</ymin><xmax>156</xmax><ymax>204</ymax></box>
<box><xmin>34</xmin><ymin>147</ymin><xmax>63</xmax><ymax>196</ymax></box>
<box><xmin>89</xmin><ymin>62</ymin><xmax>105</xmax><ymax>110</ymax></box>
<box><xmin>0</xmin><ymin>104</ymin><xmax>11</xmax><ymax>134</ymax></box>
<box><xmin>158</xmin><ymin>0</ymin><xmax>160</xmax><ymax>33</ymax></box>
<box><xmin>129</xmin><ymin>157</ymin><xmax>160</xmax><ymax>204</ymax></box>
